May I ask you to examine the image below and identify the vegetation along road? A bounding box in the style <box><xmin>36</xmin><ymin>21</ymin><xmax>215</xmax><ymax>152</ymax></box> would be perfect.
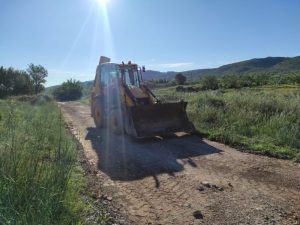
<box><xmin>60</xmin><ymin>101</ymin><xmax>300</xmax><ymax>225</ymax></box>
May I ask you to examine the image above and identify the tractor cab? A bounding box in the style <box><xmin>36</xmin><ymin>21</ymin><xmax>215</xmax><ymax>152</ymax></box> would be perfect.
<box><xmin>119</xmin><ymin>63</ymin><xmax>141</xmax><ymax>87</ymax></box>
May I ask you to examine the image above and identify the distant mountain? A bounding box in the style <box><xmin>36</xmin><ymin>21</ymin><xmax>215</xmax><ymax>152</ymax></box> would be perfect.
<box><xmin>46</xmin><ymin>55</ymin><xmax>300</xmax><ymax>90</ymax></box>
<box><xmin>143</xmin><ymin>56</ymin><xmax>300</xmax><ymax>80</ymax></box>
<box><xmin>142</xmin><ymin>70</ymin><xmax>177</xmax><ymax>80</ymax></box>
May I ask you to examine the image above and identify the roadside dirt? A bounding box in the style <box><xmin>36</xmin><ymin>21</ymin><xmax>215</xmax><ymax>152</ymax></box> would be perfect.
<box><xmin>59</xmin><ymin>101</ymin><xmax>300</xmax><ymax>225</ymax></box>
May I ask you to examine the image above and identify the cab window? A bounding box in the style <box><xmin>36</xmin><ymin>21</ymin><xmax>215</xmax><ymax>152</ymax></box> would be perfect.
<box><xmin>100</xmin><ymin>65</ymin><xmax>119</xmax><ymax>86</ymax></box>
<box><xmin>121</xmin><ymin>68</ymin><xmax>140</xmax><ymax>87</ymax></box>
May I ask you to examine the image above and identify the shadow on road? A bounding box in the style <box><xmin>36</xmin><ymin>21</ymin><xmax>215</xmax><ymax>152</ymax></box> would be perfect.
<box><xmin>85</xmin><ymin>127</ymin><xmax>222</xmax><ymax>182</ymax></box>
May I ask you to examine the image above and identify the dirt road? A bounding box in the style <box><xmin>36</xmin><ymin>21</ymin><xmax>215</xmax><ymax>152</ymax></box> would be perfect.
<box><xmin>60</xmin><ymin>101</ymin><xmax>300</xmax><ymax>225</ymax></box>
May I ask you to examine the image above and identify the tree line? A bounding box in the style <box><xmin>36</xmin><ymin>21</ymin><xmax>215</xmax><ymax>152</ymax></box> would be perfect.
<box><xmin>199</xmin><ymin>71</ymin><xmax>300</xmax><ymax>90</ymax></box>
<box><xmin>0</xmin><ymin>64</ymin><xmax>48</xmax><ymax>98</ymax></box>
<box><xmin>172</xmin><ymin>71</ymin><xmax>300</xmax><ymax>92</ymax></box>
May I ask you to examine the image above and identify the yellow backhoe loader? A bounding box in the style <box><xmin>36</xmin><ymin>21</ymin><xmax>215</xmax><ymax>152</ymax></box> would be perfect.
<box><xmin>91</xmin><ymin>56</ymin><xmax>195</xmax><ymax>138</ymax></box>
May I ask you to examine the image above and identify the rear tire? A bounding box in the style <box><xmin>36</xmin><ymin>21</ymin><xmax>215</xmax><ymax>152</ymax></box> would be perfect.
<box><xmin>93</xmin><ymin>101</ymin><xmax>103</xmax><ymax>128</ymax></box>
<box><xmin>110</xmin><ymin>109</ymin><xmax>124</xmax><ymax>135</ymax></box>
<box><xmin>91</xmin><ymin>93</ymin><xmax>95</xmax><ymax>117</ymax></box>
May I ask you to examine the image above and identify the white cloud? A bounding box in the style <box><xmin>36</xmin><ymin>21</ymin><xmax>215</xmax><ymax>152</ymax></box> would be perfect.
<box><xmin>147</xmin><ymin>62</ymin><xmax>197</xmax><ymax>71</ymax></box>
<box><xmin>160</xmin><ymin>62</ymin><xmax>195</xmax><ymax>69</ymax></box>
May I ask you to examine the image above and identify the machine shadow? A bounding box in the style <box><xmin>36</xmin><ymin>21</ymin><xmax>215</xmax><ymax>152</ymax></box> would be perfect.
<box><xmin>85</xmin><ymin>127</ymin><xmax>222</xmax><ymax>182</ymax></box>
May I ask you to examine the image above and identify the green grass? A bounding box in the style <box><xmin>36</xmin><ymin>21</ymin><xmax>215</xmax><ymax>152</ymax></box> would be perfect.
<box><xmin>0</xmin><ymin>99</ymin><xmax>111</xmax><ymax>224</ymax></box>
<box><xmin>155</xmin><ymin>86</ymin><xmax>300</xmax><ymax>161</ymax></box>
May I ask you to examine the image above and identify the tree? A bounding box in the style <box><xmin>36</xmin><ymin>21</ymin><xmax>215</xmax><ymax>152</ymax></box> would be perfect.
<box><xmin>0</xmin><ymin>66</ymin><xmax>33</xmax><ymax>98</ymax></box>
<box><xmin>27</xmin><ymin>64</ymin><xmax>48</xmax><ymax>94</ymax></box>
<box><xmin>53</xmin><ymin>79</ymin><xmax>83</xmax><ymax>101</ymax></box>
<box><xmin>175</xmin><ymin>73</ymin><xmax>187</xmax><ymax>85</ymax></box>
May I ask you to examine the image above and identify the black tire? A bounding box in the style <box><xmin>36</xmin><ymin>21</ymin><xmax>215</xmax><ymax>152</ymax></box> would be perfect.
<box><xmin>110</xmin><ymin>109</ymin><xmax>124</xmax><ymax>135</ymax></box>
<box><xmin>93</xmin><ymin>100</ymin><xmax>103</xmax><ymax>128</ymax></box>
<box><xmin>91</xmin><ymin>94</ymin><xmax>95</xmax><ymax>117</ymax></box>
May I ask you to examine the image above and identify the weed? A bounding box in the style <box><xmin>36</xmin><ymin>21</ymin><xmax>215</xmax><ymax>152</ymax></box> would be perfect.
<box><xmin>0</xmin><ymin>100</ymin><xmax>111</xmax><ymax>224</ymax></box>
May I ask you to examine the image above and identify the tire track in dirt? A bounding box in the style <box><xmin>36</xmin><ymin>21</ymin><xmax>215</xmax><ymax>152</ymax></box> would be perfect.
<box><xmin>59</xmin><ymin>101</ymin><xmax>300</xmax><ymax>225</ymax></box>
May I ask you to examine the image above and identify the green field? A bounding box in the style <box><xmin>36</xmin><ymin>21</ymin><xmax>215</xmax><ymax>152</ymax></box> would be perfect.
<box><xmin>0</xmin><ymin>98</ymin><xmax>111</xmax><ymax>225</ymax></box>
<box><xmin>155</xmin><ymin>86</ymin><xmax>300</xmax><ymax>161</ymax></box>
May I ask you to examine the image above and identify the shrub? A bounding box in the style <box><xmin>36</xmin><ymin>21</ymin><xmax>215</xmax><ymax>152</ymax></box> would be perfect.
<box><xmin>53</xmin><ymin>79</ymin><xmax>83</xmax><ymax>101</ymax></box>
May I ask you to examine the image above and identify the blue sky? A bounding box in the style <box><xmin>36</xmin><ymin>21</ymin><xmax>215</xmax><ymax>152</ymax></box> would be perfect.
<box><xmin>1</xmin><ymin>0</ymin><xmax>300</xmax><ymax>86</ymax></box>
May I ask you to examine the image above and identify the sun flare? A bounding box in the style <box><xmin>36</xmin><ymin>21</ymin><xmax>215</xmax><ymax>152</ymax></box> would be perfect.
<box><xmin>97</xmin><ymin>0</ymin><xmax>110</xmax><ymax>5</ymax></box>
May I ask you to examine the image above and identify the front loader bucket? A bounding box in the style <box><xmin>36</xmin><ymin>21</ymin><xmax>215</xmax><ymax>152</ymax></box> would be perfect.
<box><xmin>126</xmin><ymin>102</ymin><xmax>195</xmax><ymax>138</ymax></box>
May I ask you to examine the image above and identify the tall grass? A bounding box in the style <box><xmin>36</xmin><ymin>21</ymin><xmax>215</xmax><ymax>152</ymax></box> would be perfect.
<box><xmin>0</xmin><ymin>100</ymin><xmax>78</xmax><ymax>224</ymax></box>
<box><xmin>155</xmin><ymin>87</ymin><xmax>300</xmax><ymax>161</ymax></box>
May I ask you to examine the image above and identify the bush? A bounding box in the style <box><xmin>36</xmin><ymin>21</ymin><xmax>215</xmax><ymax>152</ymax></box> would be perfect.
<box><xmin>53</xmin><ymin>79</ymin><xmax>83</xmax><ymax>101</ymax></box>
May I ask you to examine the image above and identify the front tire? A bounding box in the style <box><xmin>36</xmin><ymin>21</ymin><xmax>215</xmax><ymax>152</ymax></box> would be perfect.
<box><xmin>110</xmin><ymin>109</ymin><xmax>124</xmax><ymax>135</ymax></box>
<box><xmin>93</xmin><ymin>101</ymin><xmax>103</xmax><ymax>128</ymax></box>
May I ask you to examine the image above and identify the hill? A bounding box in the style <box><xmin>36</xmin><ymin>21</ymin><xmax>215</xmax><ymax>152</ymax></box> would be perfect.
<box><xmin>143</xmin><ymin>56</ymin><xmax>300</xmax><ymax>80</ymax></box>
<box><xmin>46</xmin><ymin>55</ymin><xmax>300</xmax><ymax>90</ymax></box>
